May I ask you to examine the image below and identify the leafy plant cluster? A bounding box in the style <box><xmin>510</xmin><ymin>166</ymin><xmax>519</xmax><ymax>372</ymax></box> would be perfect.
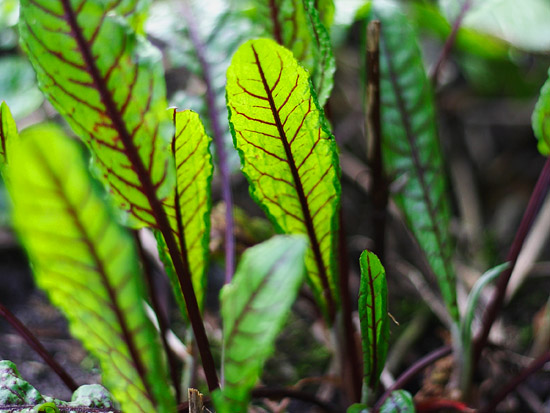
<box><xmin>0</xmin><ymin>0</ymin><xmax>549</xmax><ymax>412</ymax></box>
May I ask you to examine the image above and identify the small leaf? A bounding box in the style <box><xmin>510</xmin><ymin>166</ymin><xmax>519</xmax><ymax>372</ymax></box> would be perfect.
<box><xmin>0</xmin><ymin>101</ymin><xmax>18</xmax><ymax>168</ymax></box>
<box><xmin>533</xmin><ymin>68</ymin><xmax>550</xmax><ymax>156</ymax></box>
<box><xmin>159</xmin><ymin>109</ymin><xmax>213</xmax><ymax>314</ymax></box>
<box><xmin>226</xmin><ymin>38</ymin><xmax>341</xmax><ymax>320</ymax></box>
<box><xmin>34</xmin><ymin>402</ymin><xmax>59</xmax><ymax>413</ymax></box>
<box><xmin>364</xmin><ymin>1</ymin><xmax>458</xmax><ymax>322</ymax></box>
<box><xmin>359</xmin><ymin>251</ymin><xmax>389</xmax><ymax>392</ymax></box>
<box><xmin>380</xmin><ymin>390</ymin><xmax>415</xmax><ymax>413</ymax></box>
<box><xmin>19</xmin><ymin>0</ymin><xmax>175</xmax><ymax>229</ymax></box>
<box><xmin>0</xmin><ymin>360</ymin><xmax>44</xmax><ymax>407</ymax></box>
<box><xmin>213</xmin><ymin>235</ymin><xmax>307</xmax><ymax>412</ymax></box>
<box><xmin>8</xmin><ymin>125</ymin><xmax>175</xmax><ymax>412</ymax></box>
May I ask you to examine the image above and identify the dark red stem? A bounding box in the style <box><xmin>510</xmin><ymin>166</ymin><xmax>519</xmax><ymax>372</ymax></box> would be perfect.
<box><xmin>373</xmin><ymin>345</ymin><xmax>452</xmax><ymax>411</ymax></box>
<box><xmin>478</xmin><ymin>351</ymin><xmax>550</xmax><ymax>413</ymax></box>
<box><xmin>0</xmin><ymin>302</ymin><xmax>78</xmax><ymax>392</ymax></box>
<box><xmin>430</xmin><ymin>0</ymin><xmax>471</xmax><ymax>85</ymax></box>
<box><xmin>474</xmin><ymin>157</ymin><xmax>550</xmax><ymax>366</ymax></box>
<box><xmin>181</xmin><ymin>1</ymin><xmax>235</xmax><ymax>284</ymax></box>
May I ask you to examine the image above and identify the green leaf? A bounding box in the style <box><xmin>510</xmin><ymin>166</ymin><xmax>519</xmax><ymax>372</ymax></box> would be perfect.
<box><xmin>8</xmin><ymin>125</ymin><xmax>175</xmax><ymax>412</ymax></box>
<box><xmin>533</xmin><ymin>69</ymin><xmax>550</xmax><ymax>156</ymax></box>
<box><xmin>226</xmin><ymin>38</ymin><xmax>341</xmax><ymax>320</ymax></box>
<box><xmin>0</xmin><ymin>101</ymin><xmax>18</xmax><ymax>168</ymax></box>
<box><xmin>439</xmin><ymin>0</ymin><xmax>550</xmax><ymax>53</ymax></box>
<box><xmin>159</xmin><ymin>109</ymin><xmax>213</xmax><ymax>314</ymax></box>
<box><xmin>380</xmin><ymin>390</ymin><xmax>415</xmax><ymax>413</ymax></box>
<box><xmin>347</xmin><ymin>403</ymin><xmax>370</xmax><ymax>413</ymax></box>
<box><xmin>0</xmin><ymin>360</ymin><xmax>45</xmax><ymax>407</ymax></box>
<box><xmin>19</xmin><ymin>0</ymin><xmax>175</xmax><ymax>229</ymax></box>
<box><xmin>213</xmin><ymin>235</ymin><xmax>307</xmax><ymax>412</ymax></box>
<box><xmin>359</xmin><ymin>251</ymin><xmax>389</xmax><ymax>393</ymax></box>
<box><xmin>365</xmin><ymin>1</ymin><xmax>458</xmax><ymax>322</ymax></box>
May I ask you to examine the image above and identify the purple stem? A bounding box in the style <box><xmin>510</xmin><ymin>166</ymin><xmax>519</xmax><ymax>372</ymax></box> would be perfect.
<box><xmin>478</xmin><ymin>351</ymin><xmax>550</xmax><ymax>413</ymax></box>
<box><xmin>0</xmin><ymin>302</ymin><xmax>78</xmax><ymax>392</ymax></box>
<box><xmin>474</xmin><ymin>157</ymin><xmax>550</xmax><ymax>366</ymax></box>
<box><xmin>430</xmin><ymin>0</ymin><xmax>471</xmax><ymax>85</ymax></box>
<box><xmin>373</xmin><ymin>345</ymin><xmax>452</xmax><ymax>411</ymax></box>
<box><xmin>181</xmin><ymin>1</ymin><xmax>235</xmax><ymax>284</ymax></box>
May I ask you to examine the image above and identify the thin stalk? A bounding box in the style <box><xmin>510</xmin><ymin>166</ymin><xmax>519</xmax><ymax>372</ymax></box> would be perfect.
<box><xmin>181</xmin><ymin>0</ymin><xmax>235</xmax><ymax>284</ymax></box>
<box><xmin>430</xmin><ymin>0</ymin><xmax>471</xmax><ymax>85</ymax></box>
<box><xmin>365</xmin><ymin>20</ymin><xmax>387</xmax><ymax>261</ymax></box>
<box><xmin>474</xmin><ymin>157</ymin><xmax>550</xmax><ymax>366</ymax></box>
<box><xmin>338</xmin><ymin>212</ymin><xmax>362</xmax><ymax>403</ymax></box>
<box><xmin>0</xmin><ymin>302</ymin><xmax>78</xmax><ymax>392</ymax></box>
<box><xmin>373</xmin><ymin>345</ymin><xmax>452</xmax><ymax>411</ymax></box>
<box><xmin>478</xmin><ymin>351</ymin><xmax>550</xmax><ymax>413</ymax></box>
<box><xmin>134</xmin><ymin>231</ymin><xmax>182</xmax><ymax>402</ymax></box>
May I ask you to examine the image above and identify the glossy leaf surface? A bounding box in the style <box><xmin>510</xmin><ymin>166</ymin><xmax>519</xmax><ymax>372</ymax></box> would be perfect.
<box><xmin>19</xmin><ymin>0</ymin><xmax>175</xmax><ymax>229</ymax></box>
<box><xmin>160</xmin><ymin>109</ymin><xmax>213</xmax><ymax>313</ymax></box>
<box><xmin>365</xmin><ymin>1</ymin><xmax>458</xmax><ymax>321</ymax></box>
<box><xmin>9</xmin><ymin>125</ymin><xmax>175</xmax><ymax>412</ymax></box>
<box><xmin>359</xmin><ymin>251</ymin><xmax>389</xmax><ymax>391</ymax></box>
<box><xmin>533</xmin><ymin>69</ymin><xmax>550</xmax><ymax>156</ymax></box>
<box><xmin>0</xmin><ymin>101</ymin><xmax>18</xmax><ymax>168</ymax></box>
<box><xmin>226</xmin><ymin>38</ymin><xmax>341</xmax><ymax>319</ymax></box>
<box><xmin>213</xmin><ymin>235</ymin><xmax>307</xmax><ymax>412</ymax></box>
<box><xmin>380</xmin><ymin>390</ymin><xmax>415</xmax><ymax>413</ymax></box>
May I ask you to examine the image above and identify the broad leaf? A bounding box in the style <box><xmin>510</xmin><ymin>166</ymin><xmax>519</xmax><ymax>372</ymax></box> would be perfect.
<box><xmin>213</xmin><ymin>235</ymin><xmax>307</xmax><ymax>412</ymax></box>
<box><xmin>159</xmin><ymin>109</ymin><xmax>213</xmax><ymax>313</ymax></box>
<box><xmin>533</xmin><ymin>69</ymin><xmax>550</xmax><ymax>156</ymax></box>
<box><xmin>226</xmin><ymin>38</ymin><xmax>341</xmax><ymax>320</ymax></box>
<box><xmin>0</xmin><ymin>101</ymin><xmax>18</xmax><ymax>168</ymax></box>
<box><xmin>380</xmin><ymin>390</ymin><xmax>415</xmax><ymax>413</ymax></box>
<box><xmin>439</xmin><ymin>0</ymin><xmax>550</xmax><ymax>53</ymax></box>
<box><xmin>19</xmin><ymin>0</ymin><xmax>175</xmax><ymax>229</ymax></box>
<box><xmin>359</xmin><ymin>251</ymin><xmax>389</xmax><ymax>392</ymax></box>
<box><xmin>8</xmin><ymin>125</ymin><xmax>175</xmax><ymax>412</ymax></box>
<box><xmin>364</xmin><ymin>1</ymin><xmax>458</xmax><ymax>322</ymax></box>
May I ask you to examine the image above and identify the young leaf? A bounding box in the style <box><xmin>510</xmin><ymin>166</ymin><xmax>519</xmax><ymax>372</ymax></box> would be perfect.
<box><xmin>213</xmin><ymin>235</ymin><xmax>307</xmax><ymax>412</ymax></box>
<box><xmin>19</xmin><ymin>0</ymin><xmax>175</xmax><ymax>229</ymax></box>
<box><xmin>364</xmin><ymin>1</ymin><xmax>458</xmax><ymax>322</ymax></box>
<box><xmin>380</xmin><ymin>390</ymin><xmax>415</xmax><ymax>413</ymax></box>
<box><xmin>8</xmin><ymin>125</ymin><xmax>175</xmax><ymax>413</ymax></box>
<box><xmin>532</xmin><ymin>68</ymin><xmax>550</xmax><ymax>156</ymax></box>
<box><xmin>359</xmin><ymin>251</ymin><xmax>389</xmax><ymax>393</ymax></box>
<box><xmin>159</xmin><ymin>109</ymin><xmax>213</xmax><ymax>313</ymax></box>
<box><xmin>0</xmin><ymin>101</ymin><xmax>18</xmax><ymax>168</ymax></box>
<box><xmin>226</xmin><ymin>38</ymin><xmax>341</xmax><ymax>320</ymax></box>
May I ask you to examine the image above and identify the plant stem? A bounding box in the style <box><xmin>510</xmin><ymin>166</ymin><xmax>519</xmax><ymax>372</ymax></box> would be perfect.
<box><xmin>181</xmin><ymin>0</ymin><xmax>236</xmax><ymax>284</ymax></box>
<box><xmin>373</xmin><ymin>345</ymin><xmax>452</xmax><ymax>411</ymax></box>
<box><xmin>338</xmin><ymin>212</ymin><xmax>362</xmax><ymax>403</ymax></box>
<box><xmin>474</xmin><ymin>157</ymin><xmax>550</xmax><ymax>366</ymax></box>
<box><xmin>365</xmin><ymin>20</ymin><xmax>387</xmax><ymax>261</ymax></box>
<box><xmin>134</xmin><ymin>231</ymin><xmax>182</xmax><ymax>402</ymax></box>
<box><xmin>430</xmin><ymin>0</ymin><xmax>471</xmax><ymax>85</ymax></box>
<box><xmin>478</xmin><ymin>350</ymin><xmax>550</xmax><ymax>413</ymax></box>
<box><xmin>0</xmin><ymin>303</ymin><xmax>78</xmax><ymax>392</ymax></box>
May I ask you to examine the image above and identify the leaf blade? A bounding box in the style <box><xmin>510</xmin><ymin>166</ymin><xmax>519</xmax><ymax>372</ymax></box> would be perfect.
<box><xmin>226</xmin><ymin>38</ymin><xmax>341</xmax><ymax>320</ymax></box>
<box><xmin>359</xmin><ymin>251</ymin><xmax>389</xmax><ymax>393</ymax></box>
<box><xmin>533</xmin><ymin>69</ymin><xmax>550</xmax><ymax>156</ymax></box>
<box><xmin>0</xmin><ymin>101</ymin><xmax>18</xmax><ymax>168</ymax></box>
<box><xmin>214</xmin><ymin>235</ymin><xmax>307</xmax><ymax>412</ymax></box>
<box><xmin>19</xmin><ymin>0</ymin><xmax>174</xmax><ymax>229</ymax></box>
<box><xmin>366</xmin><ymin>2</ymin><xmax>458</xmax><ymax>322</ymax></box>
<box><xmin>8</xmin><ymin>125</ymin><xmax>175</xmax><ymax>412</ymax></box>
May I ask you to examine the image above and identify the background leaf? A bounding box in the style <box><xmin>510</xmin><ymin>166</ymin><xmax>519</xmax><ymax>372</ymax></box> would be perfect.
<box><xmin>364</xmin><ymin>1</ymin><xmax>458</xmax><ymax>322</ymax></box>
<box><xmin>8</xmin><ymin>125</ymin><xmax>175</xmax><ymax>412</ymax></box>
<box><xmin>533</xmin><ymin>68</ymin><xmax>550</xmax><ymax>156</ymax></box>
<box><xmin>226</xmin><ymin>38</ymin><xmax>341</xmax><ymax>320</ymax></box>
<box><xmin>359</xmin><ymin>251</ymin><xmax>389</xmax><ymax>393</ymax></box>
<box><xmin>380</xmin><ymin>390</ymin><xmax>415</xmax><ymax>413</ymax></box>
<box><xmin>213</xmin><ymin>235</ymin><xmax>307</xmax><ymax>412</ymax></box>
<box><xmin>0</xmin><ymin>101</ymin><xmax>18</xmax><ymax>168</ymax></box>
<box><xmin>19</xmin><ymin>0</ymin><xmax>175</xmax><ymax>229</ymax></box>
